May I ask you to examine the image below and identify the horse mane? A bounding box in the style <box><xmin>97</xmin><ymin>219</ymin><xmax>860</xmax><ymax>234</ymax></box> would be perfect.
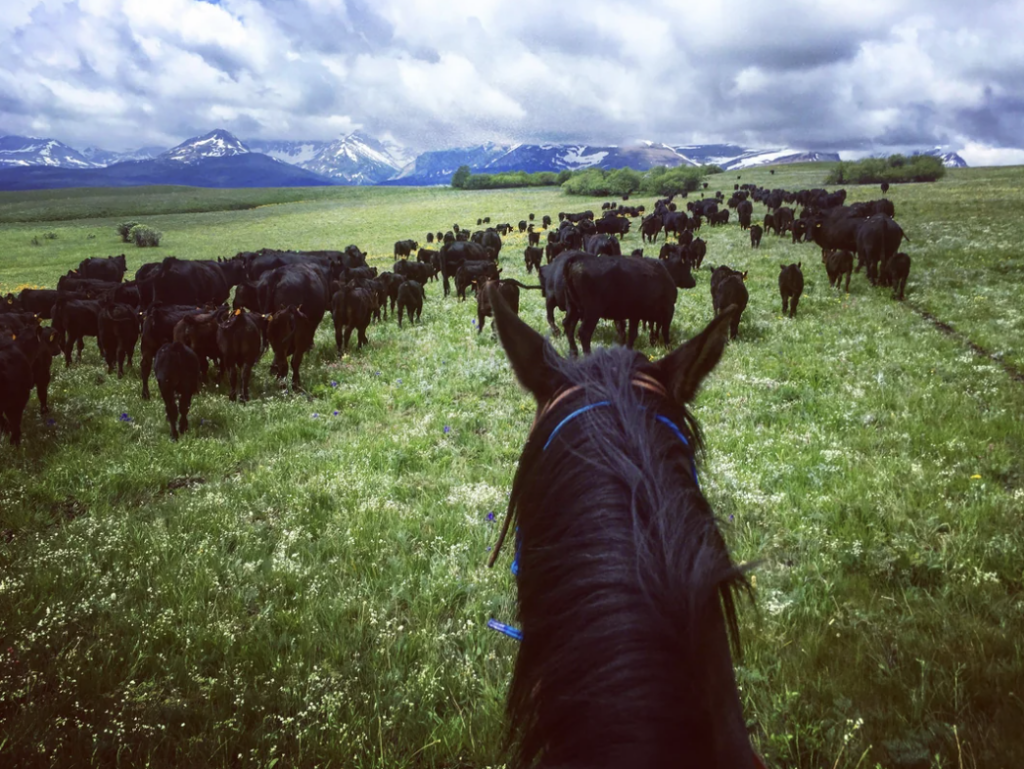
<box><xmin>499</xmin><ymin>344</ymin><xmax>748</xmax><ymax>769</ymax></box>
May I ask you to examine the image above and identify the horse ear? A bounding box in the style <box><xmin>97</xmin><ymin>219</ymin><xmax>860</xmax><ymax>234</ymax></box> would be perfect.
<box><xmin>652</xmin><ymin>306</ymin><xmax>736</xmax><ymax>405</ymax></box>
<box><xmin>489</xmin><ymin>282</ymin><xmax>563</xmax><ymax>405</ymax></box>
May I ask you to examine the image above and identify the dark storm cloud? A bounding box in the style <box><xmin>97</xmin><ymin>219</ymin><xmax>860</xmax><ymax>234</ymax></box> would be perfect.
<box><xmin>0</xmin><ymin>0</ymin><xmax>1021</xmax><ymax>163</ymax></box>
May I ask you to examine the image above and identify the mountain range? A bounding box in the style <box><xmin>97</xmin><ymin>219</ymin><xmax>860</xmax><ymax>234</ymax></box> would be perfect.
<box><xmin>0</xmin><ymin>128</ymin><xmax>969</xmax><ymax>191</ymax></box>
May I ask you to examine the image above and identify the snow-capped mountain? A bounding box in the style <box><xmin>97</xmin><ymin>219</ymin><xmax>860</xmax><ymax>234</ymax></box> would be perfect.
<box><xmin>0</xmin><ymin>136</ymin><xmax>97</xmax><ymax>168</ymax></box>
<box><xmin>161</xmin><ymin>129</ymin><xmax>250</xmax><ymax>164</ymax></box>
<box><xmin>246</xmin><ymin>139</ymin><xmax>329</xmax><ymax>166</ymax></box>
<box><xmin>81</xmin><ymin>145</ymin><xmax>166</xmax><ymax>166</ymax></box>
<box><xmin>391</xmin><ymin>141</ymin><xmax>699</xmax><ymax>185</ymax></box>
<box><xmin>719</xmin><ymin>149</ymin><xmax>841</xmax><ymax>170</ymax></box>
<box><xmin>924</xmin><ymin>149</ymin><xmax>968</xmax><ymax>168</ymax></box>
<box><xmin>301</xmin><ymin>132</ymin><xmax>406</xmax><ymax>184</ymax></box>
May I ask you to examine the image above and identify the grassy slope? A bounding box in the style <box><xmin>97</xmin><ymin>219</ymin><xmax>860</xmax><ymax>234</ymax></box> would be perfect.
<box><xmin>0</xmin><ymin>166</ymin><xmax>1022</xmax><ymax>768</ymax></box>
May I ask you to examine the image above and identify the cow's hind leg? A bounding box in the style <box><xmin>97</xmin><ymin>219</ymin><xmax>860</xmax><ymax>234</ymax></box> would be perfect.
<box><xmin>160</xmin><ymin>384</ymin><xmax>179</xmax><ymax>440</ymax></box>
<box><xmin>578</xmin><ymin>314</ymin><xmax>600</xmax><ymax>355</ymax></box>
<box><xmin>178</xmin><ymin>392</ymin><xmax>192</xmax><ymax>436</ymax></box>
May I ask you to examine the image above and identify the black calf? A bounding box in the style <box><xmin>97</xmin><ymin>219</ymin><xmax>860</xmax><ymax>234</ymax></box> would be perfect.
<box><xmin>154</xmin><ymin>342</ymin><xmax>200</xmax><ymax>441</ymax></box>
<box><xmin>779</xmin><ymin>263</ymin><xmax>804</xmax><ymax>318</ymax></box>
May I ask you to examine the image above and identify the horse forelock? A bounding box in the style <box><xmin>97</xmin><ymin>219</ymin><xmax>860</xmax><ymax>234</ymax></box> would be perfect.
<box><xmin>503</xmin><ymin>346</ymin><xmax>748</xmax><ymax>769</ymax></box>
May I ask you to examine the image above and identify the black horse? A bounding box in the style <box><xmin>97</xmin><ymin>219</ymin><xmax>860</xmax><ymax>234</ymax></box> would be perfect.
<box><xmin>487</xmin><ymin>284</ymin><xmax>760</xmax><ymax>769</ymax></box>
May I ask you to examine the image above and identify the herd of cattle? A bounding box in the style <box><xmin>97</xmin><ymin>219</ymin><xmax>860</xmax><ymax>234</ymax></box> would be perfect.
<box><xmin>0</xmin><ymin>180</ymin><xmax>911</xmax><ymax>445</ymax></box>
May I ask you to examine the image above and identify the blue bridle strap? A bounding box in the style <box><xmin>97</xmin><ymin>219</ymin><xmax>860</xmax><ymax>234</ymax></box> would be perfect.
<box><xmin>542</xmin><ymin>401</ymin><xmax>612</xmax><ymax>451</ymax></box>
<box><xmin>489</xmin><ymin>396</ymin><xmax>699</xmax><ymax>643</ymax></box>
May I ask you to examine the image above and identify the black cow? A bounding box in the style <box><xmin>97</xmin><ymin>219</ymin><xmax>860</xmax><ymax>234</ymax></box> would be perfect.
<box><xmin>855</xmin><ymin>215</ymin><xmax>905</xmax><ymax>285</ymax></box>
<box><xmin>640</xmin><ymin>215</ymin><xmax>664</xmax><ymax>244</ymax></box>
<box><xmin>476</xmin><ymin>278</ymin><xmax>520</xmax><ymax>334</ymax></box>
<box><xmin>76</xmin><ymin>254</ymin><xmax>127</xmax><ymax>283</ymax></box>
<box><xmin>398</xmin><ymin>260</ymin><xmax>434</xmax><ymax>286</ymax></box>
<box><xmin>709</xmin><ymin>210</ymin><xmax>730</xmax><ymax>227</ymax></box>
<box><xmin>690</xmin><ymin>238</ymin><xmax>707</xmax><ymax>269</ymax></box>
<box><xmin>455</xmin><ymin>261</ymin><xmax>501</xmax><ymax>301</ymax></box>
<box><xmin>737</xmin><ymin>200</ymin><xmax>753</xmax><ymax>230</ymax></box>
<box><xmin>256</xmin><ymin>263</ymin><xmax>329</xmax><ymax>388</ymax></box>
<box><xmin>779</xmin><ymin>263</ymin><xmax>804</xmax><ymax>318</ymax></box>
<box><xmin>394</xmin><ymin>240</ymin><xmax>419</xmax><ymax>259</ymax></box>
<box><xmin>98</xmin><ymin>300</ymin><xmax>140</xmax><ymax>378</ymax></box>
<box><xmin>438</xmin><ymin>241</ymin><xmax>494</xmax><ymax>297</ymax></box>
<box><xmin>750</xmin><ymin>224</ymin><xmax>763</xmax><ymax>248</ymax></box>
<box><xmin>595</xmin><ymin>215</ymin><xmax>631</xmax><ymax>238</ymax></box>
<box><xmin>217</xmin><ymin>309</ymin><xmax>263</xmax><ymax>401</ymax></box>
<box><xmin>52</xmin><ymin>296</ymin><xmax>101</xmax><ymax>367</ymax></box>
<box><xmin>377</xmin><ymin>272</ymin><xmax>406</xmax><ymax>318</ymax></box>
<box><xmin>17</xmin><ymin>289</ymin><xmax>66</xmax><ymax>319</ymax></box>
<box><xmin>542</xmin><ymin>215</ymin><xmax>552</xmax><ymax>228</ymax></box>
<box><xmin>332</xmin><ymin>285</ymin><xmax>373</xmax><ymax>350</ymax></box>
<box><xmin>881</xmin><ymin>252</ymin><xmax>911</xmax><ymax>300</ymax></box>
<box><xmin>519</xmin><ymin>220</ymin><xmax>528</xmax><ymax>233</ymax></box>
<box><xmin>763</xmin><ymin>213</ymin><xmax>777</xmax><ymax>236</ymax></box>
<box><xmin>562</xmin><ymin>255</ymin><xmax>679</xmax><ymax>355</ymax></box>
<box><xmin>825</xmin><ymin>249</ymin><xmax>854</xmax><ymax>293</ymax></box>
<box><xmin>808</xmin><ymin>208</ymin><xmax>862</xmax><ymax>258</ymax></box>
<box><xmin>524</xmin><ymin>246</ymin><xmax>543</xmax><ymax>273</ymax></box>
<box><xmin>774</xmin><ymin>207</ymin><xmax>795</xmax><ymax>236</ymax></box>
<box><xmin>426</xmin><ymin>232</ymin><xmax>434</xmax><ymax>244</ymax></box>
<box><xmin>881</xmin><ymin>182</ymin><xmax>890</xmax><ymax>196</ymax></box>
<box><xmin>58</xmin><ymin>276</ymin><xmax>121</xmax><ymax>295</ymax></box>
<box><xmin>478</xmin><ymin>228</ymin><xmax>503</xmax><ymax>259</ymax></box>
<box><xmin>174</xmin><ymin>309</ymin><xmax>224</xmax><ymax>381</ymax></box>
<box><xmin>396</xmin><ymin>280</ymin><xmax>425</xmax><ymax>328</ymax></box>
<box><xmin>154</xmin><ymin>256</ymin><xmax>246</xmax><ymax>307</ymax></box>
<box><xmin>537</xmin><ymin>250</ymin><xmax>578</xmax><ymax>336</ymax></box>
<box><xmin>710</xmin><ymin>267</ymin><xmax>748</xmax><ymax>339</ymax></box>
<box><xmin>0</xmin><ymin>327</ymin><xmax>52</xmax><ymax>445</ymax></box>
<box><xmin>791</xmin><ymin>219</ymin><xmax>809</xmax><ymax>243</ymax></box>
<box><xmin>139</xmin><ymin>304</ymin><xmax>203</xmax><ymax>400</ymax></box>
<box><xmin>583</xmin><ymin>234</ymin><xmax>622</xmax><ymax>257</ymax></box>
<box><xmin>154</xmin><ymin>342</ymin><xmax>200</xmax><ymax>441</ymax></box>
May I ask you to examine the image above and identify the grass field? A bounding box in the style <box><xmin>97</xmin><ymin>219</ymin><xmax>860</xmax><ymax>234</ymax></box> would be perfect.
<box><xmin>1</xmin><ymin>165</ymin><xmax>1022</xmax><ymax>768</ymax></box>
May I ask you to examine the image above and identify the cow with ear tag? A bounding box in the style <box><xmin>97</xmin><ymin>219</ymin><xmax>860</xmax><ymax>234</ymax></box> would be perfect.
<box><xmin>485</xmin><ymin>282</ymin><xmax>762</xmax><ymax>769</ymax></box>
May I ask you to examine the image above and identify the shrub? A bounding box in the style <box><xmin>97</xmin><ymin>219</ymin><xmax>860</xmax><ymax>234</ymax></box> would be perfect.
<box><xmin>129</xmin><ymin>224</ymin><xmax>162</xmax><ymax>247</ymax></box>
<box><xmin>117</xmin><ymin>221</ymin><xmax>140</xmax><ymax>242</ymax></box>
<box><xmin>451</xmin><ymin>166</ymin><xmax>471</xmax><ymax>189</ymax></box>
<box><xmin>826</xmin><ymin>155</ymin><xmax>946</xmax><ymax>184</ymax></box>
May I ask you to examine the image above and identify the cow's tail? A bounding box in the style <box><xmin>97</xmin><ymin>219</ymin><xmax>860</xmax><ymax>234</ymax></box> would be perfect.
<box><xmin>500</xmin><ymin>279</ymin><xmax>544</xmax><ymax>291</ymax></box>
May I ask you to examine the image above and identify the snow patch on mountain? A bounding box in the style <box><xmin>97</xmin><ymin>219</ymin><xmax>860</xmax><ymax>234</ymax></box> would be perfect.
<box><xmin>300</xmin><ymin>132</ymin><xmax>404</xmax><ymax>184</ymax></box>
<box><xmin>247</xmin><ymin>140</ymin><xmax>328</xmax><ymax>166</ymax></box>
<box><xmin>0</xmin><ymin>136</ymin><xmax>97</xmax><ymax>168</ymax></box>
<box><xmin>162</xmin><ymin>129</ymin><xmax>250</xmax><ymax>164</ymax></box>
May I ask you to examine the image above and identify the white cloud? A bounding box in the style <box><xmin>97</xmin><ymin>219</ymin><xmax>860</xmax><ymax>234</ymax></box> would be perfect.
<box><xmin>0</xmin><ymin>0</ymin><xmax>1020</xmax><ymax>162</ymax></box>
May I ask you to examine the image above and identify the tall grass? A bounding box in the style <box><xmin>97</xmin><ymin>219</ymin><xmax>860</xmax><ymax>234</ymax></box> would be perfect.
<box><xmin>1</xmin><ymin>165</ymin><xmax>1023</xmax><ymax>768</ymax></box>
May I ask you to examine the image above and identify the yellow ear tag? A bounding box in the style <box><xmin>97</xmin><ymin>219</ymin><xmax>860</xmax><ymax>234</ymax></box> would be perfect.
<box><xmin>234</xmin><ymin>308</ymin><xmax>242</xmax><ymax>316</ymax></box>
<box><xmin>11</xmin><ymin>334</ymin><xmax>16</xmax><ymax>340</ymax></box>
<box><xmin>266</xmin><ymin>314</ymin><xmax>273</xmax><ymax>321</ymax></box>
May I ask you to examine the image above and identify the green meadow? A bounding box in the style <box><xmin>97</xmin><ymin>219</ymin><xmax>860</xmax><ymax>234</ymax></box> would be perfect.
<box><xmin>1</xmin><ymin>165</ymin><xmax>1022</xmax><ymax>768</ymax></box>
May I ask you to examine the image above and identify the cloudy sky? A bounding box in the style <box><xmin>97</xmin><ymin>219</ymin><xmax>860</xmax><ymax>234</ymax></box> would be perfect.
<box><xmin>2</xmin><ymin>0</ymin><xmax>1023</xmax><ymax>164</ymax></box>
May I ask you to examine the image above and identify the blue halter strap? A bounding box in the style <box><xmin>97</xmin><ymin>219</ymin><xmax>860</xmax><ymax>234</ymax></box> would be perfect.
<box><xmin>488</xmin><ymin>378</ymin><xmax>699</xmax><ymax>643</ymax></box>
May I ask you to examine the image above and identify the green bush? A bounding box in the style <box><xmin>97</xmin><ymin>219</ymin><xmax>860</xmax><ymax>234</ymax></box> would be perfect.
<box><xmin>826</xmin><ymin>155</ymin><xmax>946</xmax><ymax>184</ymax></box>
<box><xmin>455</xmin><ymin>168</ymin><xmax>566</xmax><ymax>190</ymax></box>
<box><xmin>561</xmin><ymin>164</ymin><xmax>706</xmax><ymax>197</ymax></box>
<box><xmin>129</xmin><ymin>224</ymin><xmax>162</xmax><ymax>247</ymax></box>
<box><xmin>450</xmin><ymin>166</ymin><xmax>471</xmax><ymax>189</ymax></box>
<box><xmin>117</xmin><ymin>221</ymin><xmax>140</xmax><ymax>242</ymax></box>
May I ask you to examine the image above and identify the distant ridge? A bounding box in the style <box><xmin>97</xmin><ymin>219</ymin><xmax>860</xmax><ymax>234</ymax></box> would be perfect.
<box><xmin>0</xmin><ymin>127</ymin><xmax>971</xmax><ymax>190</ymax></box>
<box><xmin>0</xmin><ymin>154</ymin><xmax>336</xmax><ymax>191</ymax></box>
<box><xmin>0</xmin><ymin>135</ymin><xmax>97</xmax><ymax>169</ymax></box>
